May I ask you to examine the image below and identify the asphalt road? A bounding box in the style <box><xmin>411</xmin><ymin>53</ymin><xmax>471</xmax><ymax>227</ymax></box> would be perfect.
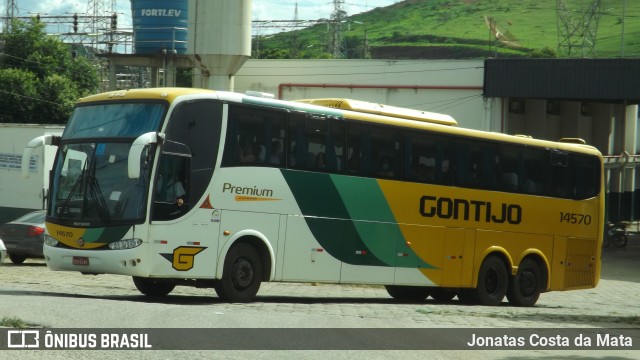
<box><xmin>1</xmin><ymin>240</ymin><xmax>640</xmax><ymax>359</ymax></box>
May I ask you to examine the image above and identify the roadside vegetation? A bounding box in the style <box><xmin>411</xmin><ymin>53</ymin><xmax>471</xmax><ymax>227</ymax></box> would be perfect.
<box><xmin>0</xmin><ymin>19</ymin><xmax>101</xmax><ymax>124</ymax></box>
<box><xmin>0</xmin><ymin>316</ymin><xmax>40</xmax><ymax>328</ymax></box>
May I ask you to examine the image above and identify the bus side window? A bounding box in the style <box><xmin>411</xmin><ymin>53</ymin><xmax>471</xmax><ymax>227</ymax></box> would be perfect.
<box><xmin>455</xmin><ymin>139</ymin><xmax>499</xmax><ymax>190</ymax></box>
<box><xmin>404</xmin><ymin>132</ymin><xmax>451</xmax><ymax>185</ymax></box>
<box><xmin>347</xmin><ymin>123</ymin><xmax>399</xmax><ymax>179</ymax></box>
<box><xmin>550</xmin><ymin>150</ymin><xmax>571</xmax><ymax>198</ymax></box>
<box><xmin>570</xmin><ymin>153</ymin><xmax>600</xmax><ymax>199</ymax></box>
<box><xmin>223</xmin><ymin>105</ymin><xmax>286</xmax><ymax>168</ymax></box>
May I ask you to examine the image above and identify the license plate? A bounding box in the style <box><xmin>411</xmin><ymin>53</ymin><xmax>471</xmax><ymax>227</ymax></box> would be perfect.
<box><xmin>72</xmin><ymin>256</ymin><xmax>89</xmax><ymax>266</ymax></box>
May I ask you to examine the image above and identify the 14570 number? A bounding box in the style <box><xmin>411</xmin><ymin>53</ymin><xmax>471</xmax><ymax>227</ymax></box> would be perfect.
<box><xmin>559</xmin><ymin>212</ymin><xmax>592</xmax><ymax>225</ymax></box>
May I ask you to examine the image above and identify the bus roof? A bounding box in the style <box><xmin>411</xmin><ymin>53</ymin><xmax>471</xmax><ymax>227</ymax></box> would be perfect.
<box><xmin>295</xmin><ymin>98</ymin><xmax>458</xmax><ymax>127</ymax></box>
<box><xmin>73</xmin><ymin>88</ymin><xmax>601</xmax><ymax>158</ymax></box>
<box><xmin>77</xmin><ymin>88</ymin><xmax>217</xmax><ymax>104</ymax></box>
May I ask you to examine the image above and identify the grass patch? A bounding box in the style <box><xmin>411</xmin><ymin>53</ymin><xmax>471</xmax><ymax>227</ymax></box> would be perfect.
<box><xmin>0</xmin><ymin>316</ymin><xmax>39</xmax><ymax>328</ymax></box>
<box><xmin>256</xmin><ymin>0</ymin><xmax>640</xmax><ymax>59</ymax></box>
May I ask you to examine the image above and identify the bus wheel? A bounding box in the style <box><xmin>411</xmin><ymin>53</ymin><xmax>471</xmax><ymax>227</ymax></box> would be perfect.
<box><xmin>507</xmin><ymin>258</ymin><xmax>542</xmax><ymax>307</ymax></box>
<box><xmin>476</xmin><ymin>255</ymin><xmax>508</xmax><ymax>306</ymax></box>
<box><xmin>132</xmin><ymin>277</ymin><xmax>175</xmax><ymax>297</ymax></box>
<box><xmin>385</xmin><ymin>285</ymin><xmax>430</xmax><ymax>302</ymax></box>
<box><xmin>215</xmin><ymin>243</ymin><xmax>262</xmax><ymax>303</ymax></box>
<box><xmin>429</xmin><ymin>288</ymin><xmax>457</xmax><ymax>302</ymax></box>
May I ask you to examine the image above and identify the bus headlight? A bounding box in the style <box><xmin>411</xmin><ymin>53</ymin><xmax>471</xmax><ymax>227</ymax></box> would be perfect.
<box><xmin>108</xmin><ymin>238</ymin><xmax>142</xmax><ymax>250</ymax></box>
<box><xmin>44</xmin><ymin>234</ymin><xmax>59</xmax><ymax>247</ymax></box>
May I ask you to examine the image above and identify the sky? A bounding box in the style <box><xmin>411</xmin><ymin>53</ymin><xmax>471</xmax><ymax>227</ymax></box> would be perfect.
<box><xmin>3</xmin><ymin>0</ymin><xmax>399</xmax><ymax>31</ymax></box>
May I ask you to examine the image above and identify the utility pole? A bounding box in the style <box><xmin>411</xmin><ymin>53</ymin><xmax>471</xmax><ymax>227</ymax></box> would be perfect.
<box><xmin>3</xmin><ymin>0</ymin><xmax>18</xmax><ymax>33</ymax></box>
<box><xmin>621</xmin><ymin>0</ymin><xmax>626</xmax><ymax>57</ymax></box>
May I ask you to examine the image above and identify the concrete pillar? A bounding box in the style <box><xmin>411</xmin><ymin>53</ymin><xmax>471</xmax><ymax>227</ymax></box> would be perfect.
<box><xmin>108</xmin><ymin>61</ymin><xmax>117</xmax><ymax>91</ymax></box>
<box><xmin>163</xmin><ymin>57</ymin><xmax>177</xmax><ymax>87</ymax></box>
<box><xmin>525</xmin><ymin>99</ymin><xmax>547</xmax><ymax>139</ymax></box>
<box><xmin>591</xmin><ymin>103</ymin><xmax>614</xmax><ymax>155</ymax></box>
<box><xmin>151</xmin><ymin>68</ymin><xmax>159</xmax><ymax>87</ymax></box>
<box><xmin>623</xmin><ymin>104</ymin><xmax>638</xmax><ymax>220</ymax></box>
<box><xmin>206</xmin><ymin>74</ymin><xmax>234</xmax><ymax>91</ymax></box>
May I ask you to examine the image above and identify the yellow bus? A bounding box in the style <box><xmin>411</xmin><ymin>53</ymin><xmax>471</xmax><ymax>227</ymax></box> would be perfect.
<box><xmin>24</xmin><ymin>88</ymin><xmax>604</xmax><ymax>306</ymax></box>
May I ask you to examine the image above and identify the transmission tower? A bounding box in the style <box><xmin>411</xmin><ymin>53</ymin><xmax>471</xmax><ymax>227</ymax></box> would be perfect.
<box><xmin>3</xmin><ymin>0</ymin><xmax>18</xmax><ymax>32</ymax></box>
<box><xmin>556</xmin><ymin>0</ymin><xmax>602</xmax><ymax>57</ymax></box>
<box><xmin>290</xmin><ymin>1</ymin><xmax>300</xmax><ymax>58</ymax></box>
<box><xmin>329</xmin><ymin>0</ymin><xmax>346</xmax><ymax>58</ymax></box>
<box><xmin>83</xmin><ymin>0</ymin><xmax>116</xmax><ymax>49</ymax></box>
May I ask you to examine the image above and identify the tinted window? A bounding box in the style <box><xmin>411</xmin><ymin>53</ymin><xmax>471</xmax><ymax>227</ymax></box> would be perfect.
<box><xmin>347</xmin><ymin>123</ymin><xmax>400</xmax><ymax>179</ymax></box>
<box><xmin>500</xmin><ymin>144</ymin><xmax>547</xmax><ymax>195</ymax></box>
<box><xmin>550</xmin><ymin>151</ymin><xmax>600</xmax><ymax>200</ymax></box>
<box><xmin>454</xmin><ymin>139</ymin><xmax>499</xmax><ymax>190</ymax></box>
<box><xmin>404</xmin><ymin>131</ymin><xmax>452</xmax><ymax>185</ymax></box>
<box><xmin>288</xmin><ymin>114</ymin><xmax>345</xmax><ymax>172</ymax></box>
<box><xmin>222</xmin><ymin>105</ymin><xmax>287</xmax><ymax>167</ymax></box>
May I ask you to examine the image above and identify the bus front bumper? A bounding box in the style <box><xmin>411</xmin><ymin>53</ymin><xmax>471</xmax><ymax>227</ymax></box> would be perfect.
<box><xmin>43</xmin><ymin>243</ymin><xmax>150</xmax><ymax>277</ymax></box>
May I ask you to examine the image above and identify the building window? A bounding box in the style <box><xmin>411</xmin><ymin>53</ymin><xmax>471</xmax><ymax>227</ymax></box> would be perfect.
<box><xmin>546</xmin><ymin>100</ymin><xmax>560</xmax><ymax>115</ymax></box>
<box><xmin>509</xmin><ymin>98</ymin><xmax>525</xmax><ymax>114</ymax></box>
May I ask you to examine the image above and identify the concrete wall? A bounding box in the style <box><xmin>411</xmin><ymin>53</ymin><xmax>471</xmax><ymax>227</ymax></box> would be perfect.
<box><xmin>233</xmin><ymin>59</ymin><xmax>493</xmax><ymax>131</ymax></box>
<box><xmin>0</xmin><ymin>124</ymin><xmax>63</xmax><ymax>224</ymax></box>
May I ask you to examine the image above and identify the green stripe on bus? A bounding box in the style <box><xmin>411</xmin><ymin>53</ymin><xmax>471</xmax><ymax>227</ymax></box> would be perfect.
<box><xmin>83</xmin><ymin>226</ymin><xmax>131</xmax><ymax>243</ymax></box>
<box><xmin>281</xmin><ymin>169</ymin><xmax>434</xmax><ymax>268</ymax></box>
<box><xmin>281</xmin><ymin>169</ymin><xmax>386</xmax><ymax>266</ymax></box>
<box><xmin>331</xmin><ymin>175</ymin><xmax>434</xmax><ymax>269</ymax></box>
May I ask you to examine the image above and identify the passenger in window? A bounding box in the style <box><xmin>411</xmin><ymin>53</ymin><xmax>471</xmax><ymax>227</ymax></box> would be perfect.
<box><xmin>347</xmin><ymin>153</ymin><xmax>360</xmax><ymax>174</ymax></box>
<box><xmin>288</xmin><ymin>144</ymin><xmax>297</xmax><ymax>166</ymax></box>
<box><xmin>419</xmin><ymin>164</ymin><xmax>435</xmax><ymax>182</ymax></box>
<box><xmin>316</xmin><ymin>152</ymin><xmax>327</xmax><ymax>169</ymax></box>
<box><xmin>239</xmin><ymin>143</ymin><xmax>259</xmax><ymax>163</ymax></box>
<box><xmin>156</xmin><ymin>161</ymin><xmax>186</xmax><ymax>207</ymax></box>
<box><xmin>256</xmin><ymin>144</ymin><xmax>266</xmax><ymax>163</ymax></box>
<box><xmin>522</xmin><ymin>178</ymin><xmax>536</xmax><ymax>193</ymax></box>
<box><xmin>377</xmin><ymin>156</ymin><xmax>394</xmax><ymax>177</ymax></box>
<box><xmin>270</xmin><ymin>140</ymin><xmax>283</xmax><ymax>165</ymax></box>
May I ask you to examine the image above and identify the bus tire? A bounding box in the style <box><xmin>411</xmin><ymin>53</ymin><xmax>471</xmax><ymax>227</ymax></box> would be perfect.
<box><xmin>429</xmin><ymin>287</ymin><xmax>458</xmax><ymax>302</ymax></box>
<box><xmin>215</xmin><ymin>243</ymin><xmax>262</xmax><ymax>303</ymax></box>
<box><xmin>507</xmin><ymin>258</ymin><xmax>543</xmax><ymax>307</ymax></box>
<box><xmin>385</xmin><ymin>285</ymin><xmax>430</xmax><ymax>302</ymax></box>
<box><xmin>476</xmin><ymin>255</ymin><xmax>508</xmax><ymax>306</ymax></box>
<box><xmin>132</xmin><ymin>277</ymin><xmax>175</xmax><ymax>297</ymax></box>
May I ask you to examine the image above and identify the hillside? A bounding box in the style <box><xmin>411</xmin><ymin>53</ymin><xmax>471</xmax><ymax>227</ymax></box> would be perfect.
<box><xmin>254</xmin><ymin>0</ymin><xmax>640</xmax><ymax>59</ymax></box>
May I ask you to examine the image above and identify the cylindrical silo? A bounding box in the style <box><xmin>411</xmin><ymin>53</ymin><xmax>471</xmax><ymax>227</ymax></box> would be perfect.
<box><xmin>131</xmin><ymin>0</ymin><xmax>189</xmax><ymax>55</ymax></box>
<box><xmin>188</xmin><ymin>0</ymin><xmax>252</xmax><ymax>91</ymax></box>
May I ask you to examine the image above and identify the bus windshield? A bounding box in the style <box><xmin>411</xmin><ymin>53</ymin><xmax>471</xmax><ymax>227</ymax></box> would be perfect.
<box><xmin>49</xmin><ymin>102</ymin><xmax>166</xmax><ymax>226</ymax></box>
<box><xmin>63</xmin><ymin>102</ymin><xmax>166</xmax><ymax>139</ymax></box>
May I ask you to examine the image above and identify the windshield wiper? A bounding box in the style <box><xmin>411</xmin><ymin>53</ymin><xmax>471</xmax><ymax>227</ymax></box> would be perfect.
<box><xmin>87</xmin><ymin>174</ymin><xmax>111</xmax><ymax>223</ymax></box>
<box><xmin>59</xmin><ymin>161</ymin><xmax>87</xmax><ymax>217</ymax></box>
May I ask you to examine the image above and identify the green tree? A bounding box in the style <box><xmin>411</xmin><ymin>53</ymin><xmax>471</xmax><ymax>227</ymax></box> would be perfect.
<box><xmin>0</xmin><ymin>19</ymin><xmax>100</xmax><ymax>124</ymax></box>
<box><xmin>0</xmin><ymin>68</ymin><xmax>39</xmax><ymax>123</ymax></box>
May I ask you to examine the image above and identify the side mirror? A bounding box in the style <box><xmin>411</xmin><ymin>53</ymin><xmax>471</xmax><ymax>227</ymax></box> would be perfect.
<box><xmin>22</xmin><ymin>134</ymin><xmax>60</xmax><ymax>178</ymax></box>
<box><xmin>128</xmin><ymin>132</ymin><xmax>164</xmax><ymax>179</ymax></box>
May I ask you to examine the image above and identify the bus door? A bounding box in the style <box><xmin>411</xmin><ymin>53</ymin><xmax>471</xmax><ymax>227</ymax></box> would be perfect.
<box><xmin>147</xmin><ymin>99</ymin><xmax>224</xmax><ymax>278</ymax></box>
